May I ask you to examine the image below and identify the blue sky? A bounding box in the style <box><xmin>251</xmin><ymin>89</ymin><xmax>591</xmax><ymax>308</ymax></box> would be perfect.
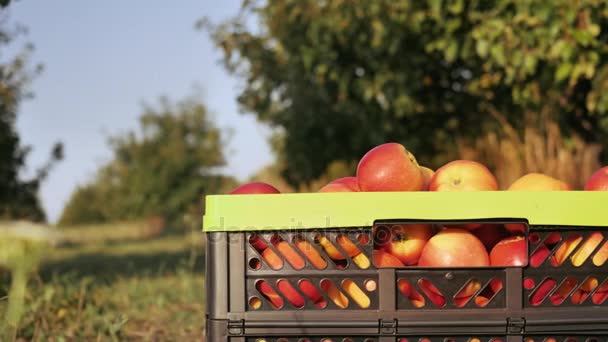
<box><xmin>6</xmin><ymin>0</ymin><xmax>273</xmax><ymax>223</ymax></box>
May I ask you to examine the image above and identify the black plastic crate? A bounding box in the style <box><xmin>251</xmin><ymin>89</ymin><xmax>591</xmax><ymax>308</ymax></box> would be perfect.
<box><xmin>203</xmin><ymin>192</ymin><xmax>608</xmax><ymax>341</ymax></box>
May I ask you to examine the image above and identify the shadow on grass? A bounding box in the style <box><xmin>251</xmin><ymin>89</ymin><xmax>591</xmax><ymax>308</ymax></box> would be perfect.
<box><xmin>38</xmin><ymin>248</ymin><xmax>205</xmax><ymax>283</ymax></box>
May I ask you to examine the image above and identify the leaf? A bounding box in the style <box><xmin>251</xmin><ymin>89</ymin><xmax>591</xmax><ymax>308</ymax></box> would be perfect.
<box><xmin>446</xmin><ymin>40</ymin><xmax>459</xmax><ymax>62</ymax></box>
<box><xmin>446</xmin><ymin>18</ymin><xmax>462</xmax><ymax>33</ymax></box>
<box><xmin>572</xmin><ymin>30</ymin><xmax>593</xmax><ymax>46</ymax></box>
<box><xmin>555</xmin><ymin>63</ymin><xmax>573</xmax><ymax>82</ymax></box>
<box><xmin>448</xmin><ymin>0</ymin><xmax>464</xmax><ymax>14</ymax></box>
<box><xmin>476</xmin><ymin>40</ymin><xmax>490</xmax><ymax>58</ymax></box>
<box><xmin>490</xmin><ymin>44</ymin><xmax>506</xmax><ymax>66</ymax></box>
<box><xmin>585</xmin><ymin>63</ymin><xmax>596</xmax><ymax>78</ymax></box>
<box><xmin>588</xmin><ymin>23</ymin><xmax>600</xmax><ymax>37</ymax></box>
<box><xmin>430</xmin><ymin>0</ymin><xmax>443</xmax><ymax>19</ymax></box>
<box><xmin>523</xmin><ymin>54</ymin><xmax>537</xmax><ymax>74</ymax></box>
<box><xmin>549</xmin><ymin>40</ymin><xmax>566</xmax><ymax>59</ymax></box>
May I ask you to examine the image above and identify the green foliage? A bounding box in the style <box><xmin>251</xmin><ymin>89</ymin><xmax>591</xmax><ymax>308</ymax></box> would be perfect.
<box><xmin>207</xmin><ymin>0</ymin><xmax>608</xmax><ymax>186</ymax></box>
<box><xmin>0</xmin><ymin>230</ymin><xmax>205</xmax><ymax>340</ymax></box>
<box><xmin>58</xmin><ymin>95</ymin><xmax>237</xmax><ymax>227</ymax></box>
<box><xmin>0</xmin><ymin>10</ymin><xmax>63</xmax><ymax>222</ymax></box>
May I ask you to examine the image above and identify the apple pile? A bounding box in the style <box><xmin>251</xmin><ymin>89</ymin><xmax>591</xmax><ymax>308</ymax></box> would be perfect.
<box><xmin>230</xmin><ymin>142</ymin><xmax>608</xmax><ymax>269</ymax></box>
<box><xmin>228</xmin><ymin>142</ymin><xmax>608</xmax><ymax>307</ymax></box>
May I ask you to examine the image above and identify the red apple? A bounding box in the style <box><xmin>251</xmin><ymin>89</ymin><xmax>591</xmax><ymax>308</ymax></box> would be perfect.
<box><xmin>529</xmin><ymin>244</ymin><xmax>551</xmax><ymax>267</ymax></box>
<box><xmin>320</xmin><ymin>279</ymin><xmax>349</xmax><ymax>308</ymax></box>
<box><xmin>373</xmin><ymin>226</ymin><xmax>393</xmax><ymax>252</ymax></box>
<box><xmin>504</xmin><ymin>223</ymin><xmax>527</xmax><ymax>234</ymax></box>
<box><xmin>530</xmin><ymin>278</ymin><xmax>557</xmax><ymax>306</ymax></box>
<box><xmin>356</xmin><ymin>143</ymin><xmax>425</xmax><ymax>192</ymax></box>
<box><xmin>475</xmin><ymin>295</ymin><xmax>490</xmax><ymax>307</ymax></box>
<box><xmin>508</xmin><ymin>173</ymin><xmax>571</xmax><ymax>191</ymax></box>
<box><xmin>277</xmin><ymin>279</ymin><xmax>305</xmax><ymax>308</ymax></box>
<box><xmin>318</xmin><ymin>183</ymin><xmax>355</xmax><ymax>192</ymax></box>
<box><xmin>294</xmin><ymin>238</ymin><xmax>327</xmax><ymax>270</ymax></box>
<box><xmin>329</xmin><ymin>176</ymin><xmax>360</xmax><ymax>191</ymax></box>
<box><xmin>551</xmin><ymin>234</ymin><xmax>583</xmax><ymax>266</ymax></box>
<box><xmin>455</xmin><ymin>280</ymin><xmax>482</xmax><ymax>300</ymax></box>
<box><xmin>398</xmin><ymin>280</ymin><xmax>426</xmax><ymax>308</ymax></box>
<box><xmin>428</xmin><ymin>160</ymin><xmax>498</xmax><ymax>192</ymax></box>
<box><xmin>550</xmin><ymin>277</ymin><xmax>577</xmax><ymax>305</ymax></box>
<box><xmin>418</xmin><ymin>279</ymin><xmax>446</xmax><ymax>307</ymax></box>
<box><xmin>474</xmin><ymin>224</ymin><xmax>510</xmax><ymax>251</ymax></box>
<box><xmin>570</xmin><ymin>232</ymin><xmax>604</xmax><ymax>267</ymax></box>
<box><xmin>261</xmin><ymin>247</ymin><xmax>284</xmax><ymax>270</ymax></box>
<box><xmin>256</xmin><ymin>281</ymin><xmax>284</xmax><ymax>308</ymax></box>
<box><xmin>490</xmin><ymin>279</ymin><xmax>503</xmax><ymax>294</ymax></box>
<box><xmin>386</xmin><ymin>224</ymin><xmax>434</xmax><ymax>265</ymax></box>
<box><xmin>298</xmin><ymin>280</ymin><xmax>325</xmax><ymax>306</ymax></box>
<box><xmin>490</xmin><ymin>236</ymin><xmax>527</xmax><ymax>267</ymax></box>
<box><xmin>319</xmin><ymin>176</ymin><xmax>360</xmax><ymax>192</ymax></box>
<box><xmin>593</xmin><ymin>240</ymin><xmax>608</xmax><ymax>266</ymax></box>
<box><xmin>335</xmin><ymin>234</ymin><xmax>362</xmax><ymax>257</ymax></box>
<box><xmin>373</xmin><ymin>249</ymin><xmax>405</xmax><ymax>267</ymax></box>
<box><xmin>571</xmin><ymin>289</ymin><xmax>584</xmax><ymax>304</ymax></box>
<box><xmin>420</xmin><ymin>166</ymin><xmax>435</xmax><ymax>190</ymax></box>
<box><xmin>592</xmin><ymin>290</ymin><xmax>608</xmax><ymax>305</ymax></box>
<box><xmin>584</xmin><ymin>166</ymin><xmax>608</xmax><ymax>190</ymax></box>
<box><xmin>249</xmin><ymin>234</ymin><xmax>269</xmax><ymax>252</ymax></box>
<box><xmin>418</xmin><ymin>228</ymin><xmax>490</xmax><ymax>267</ymax></box>
<box><xmin>230</xmin><ymin>182</ymin><xmax>280</xmax><ymax>194</ymax></box>
<box><xmin>273</xmin><ymin>240</ymin><xmax>305</xmax><ymax>270</ymax></box>
<box><xmin>543</xmin><ymin>232</ymin><xmax>562</xmax><ymax>246</ymax></box>
<box><xmin>592</xmin><ymin>282</ymin><xmax>608</xmax><ymax>304</ymax></box>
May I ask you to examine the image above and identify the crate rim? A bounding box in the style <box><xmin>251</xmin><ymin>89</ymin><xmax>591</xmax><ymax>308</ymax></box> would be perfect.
<box><xmin>202</xmin><ymin>191</ymin><xmax>608</xmax><ymax>232</ymax></box>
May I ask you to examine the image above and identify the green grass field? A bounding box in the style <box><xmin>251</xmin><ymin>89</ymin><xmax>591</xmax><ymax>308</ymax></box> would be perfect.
<box><xmin>0</xmin><ymin>224</ymin><xmax>206</xmax><ymax>341</ymax></box>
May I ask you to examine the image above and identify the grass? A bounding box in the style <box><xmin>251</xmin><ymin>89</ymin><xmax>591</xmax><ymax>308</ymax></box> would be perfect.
<box><xmin>0</xmin><ymin>224</ymin><xmax>206</xmax><ymax>341</ymax></box>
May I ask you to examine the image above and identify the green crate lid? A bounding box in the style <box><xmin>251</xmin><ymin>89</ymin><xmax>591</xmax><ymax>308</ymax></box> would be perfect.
<box><xmin>202</xmin><ymin>191</ymin><xmax>608</xmax><ymax>232</ymax></box>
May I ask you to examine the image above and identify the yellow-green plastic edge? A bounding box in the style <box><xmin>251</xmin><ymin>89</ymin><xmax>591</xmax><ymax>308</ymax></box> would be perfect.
<box><xmin>202</xmin><ymin>191</ymin><xmax>608</xmax><ymax>232</ymax></box>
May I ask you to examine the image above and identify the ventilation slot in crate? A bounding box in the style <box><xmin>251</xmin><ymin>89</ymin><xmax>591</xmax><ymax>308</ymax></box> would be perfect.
<box><xmin>397</xmin><ymin>337</ymin><xmax>504</xmax><ymax>342</ymax></box>
<box><xmin>247</xmin><ymin>277</ymin><xmax>378</xmax><ymax>311</ymax></box>
<box><xmin>524</xmin><ymin>336</ymin><xmax>606</xmax><ymax>342</ymax></box>
<box><xmin>247</xmin><ymin>338</ymin><xmax>378</xmax><ymax>342</ymax></box>
<box><xmin>525</xmin><ymin>229</ymin><xmax>608</xmax><ymax>308</ymax></box>
<box><xmin>527</xmin><ymin>230</ymin><xmax>608</xmax><ymax>268</ymax></box>
<box><xmin>247</xmin><ymin>230</ymin><xmax>373</xmax><ymax>272</ymax></box>
<box><xmin>524</xmin><ymin>275</ymin><xmax>608</xmax><ymax>307</ymax></box>
<box><xmin>397</xmin><ymin>271</ymin><xmax>505</xmax><ymax>309</ymax></box>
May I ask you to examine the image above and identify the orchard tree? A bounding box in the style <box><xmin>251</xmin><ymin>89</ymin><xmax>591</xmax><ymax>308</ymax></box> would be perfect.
<box><xmin>1</xmin><ymin>4</ymin><xmax>63</xmax><ymax>221</ymax></box>
<box><xmin>59</xmin><ymin>95</ymin><xmax>237</xmax><ymax>227</ymax></box>
<box><xmin>207</xmin><ymin>0</ymin><xmax>608</xmax><ymax>188</ymax></box>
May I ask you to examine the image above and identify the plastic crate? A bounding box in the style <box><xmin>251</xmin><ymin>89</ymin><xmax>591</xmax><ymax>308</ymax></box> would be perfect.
<box><xmin>203</xmin><ymin>192</ymin><xmax>608</xmax><ymax>341</ymax></box>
